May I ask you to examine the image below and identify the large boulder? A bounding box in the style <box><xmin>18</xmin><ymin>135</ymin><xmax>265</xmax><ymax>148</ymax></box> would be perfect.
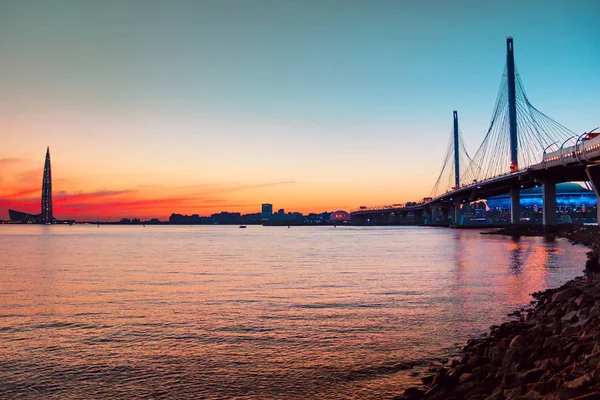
<box><xmin>552</xmin><ymin>288</ymin><xmax>581</xmax><ymax>303</ymax></box>
<box><xmin>509</xmin><ymin>335</ymin><xmax>527</xmax><ymax>349</ymax></box>
<box><xmin>560</xmin><ymin>375</ymin><xmax>593</xmax><ymax>399</ymax></box>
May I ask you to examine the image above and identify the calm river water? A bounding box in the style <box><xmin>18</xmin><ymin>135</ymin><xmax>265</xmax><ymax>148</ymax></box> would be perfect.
<box><xmin>0</xmin><ymin>225</ymin><xmax>588</xmax><ymax>399</ymax></box>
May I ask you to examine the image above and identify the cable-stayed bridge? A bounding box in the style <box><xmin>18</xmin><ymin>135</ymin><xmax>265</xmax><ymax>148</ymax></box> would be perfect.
<box><xmin>351</xmin><ymin>38</ymin><xmax>600</xmax><ymax>227</ymax></box>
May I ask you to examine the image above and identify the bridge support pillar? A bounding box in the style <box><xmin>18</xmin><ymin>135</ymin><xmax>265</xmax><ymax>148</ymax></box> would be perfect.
<box><xmin>352</xmin><ymin>214</ymin><xmax>365</xmax><ymax>225</ymax></box>
<box><xmin>510</xmin><ymin>186</ymin><xmax>520</xmax><ymax>224</ymax></box>
<box><xmin>542</xmin><ymin>181</ymin><xmax>557</xmax><ymax>226</ymax></box>
<box><xmin>441</xmin><ymin>207</ymin><xmax>450</xmax><ymax>224</ymax></box>
<box><xmin>381</xmin><ymin>213</ymin><xmax>390</xmax><ymax>225</ymax></box>
<box><xmin>430</xmin><ymin>206</ymin><xmax>438</xmax><ymax>225</ymax></box>
<box><xmin>417</xmin><ymin>209</ymin><xmax>433</xmax><ymax>225</ymax></box>
<box><xmin>586</xmin><ymin>164</ymin><xmax>600</xmax><ymax>225</ymax></box>
<box><xmin>401</xmin><ymin>211</ymin><xmax>408</xmax><ymax>222</ymax></box>
<box><xmin>453</xmin><ymin>202</ymin><xmax>461</xmax><ymax>226</ymax></box>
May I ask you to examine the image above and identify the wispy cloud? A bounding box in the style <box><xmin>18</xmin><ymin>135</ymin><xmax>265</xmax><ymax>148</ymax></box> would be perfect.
<box><xmin>53</xmin><ymin>189</ymin><xmax>135</xmax><ymax>203</ymax></box>
<box><xmin>0</xmin><ymin>180</ymin><xmax>295</xmax><ymax>220</ymax></box>
<box><xmin>0</xmin><ymin>187</ymin><xmax>40</xmax><ymax>199</ymax></box>
<box><xmin>0</xmin><ymin>158</ymin><xmax>25</xmax><ymax>167</ymax></box>
<box><xmin>0</xmin><ymin>159</ymin><xmax>30</xmax><ymax>189</ymax></box>
<box><xmin>16</xmin><ymin>169</ymin><xmax>41</xmax><ymax>185</ymax></box>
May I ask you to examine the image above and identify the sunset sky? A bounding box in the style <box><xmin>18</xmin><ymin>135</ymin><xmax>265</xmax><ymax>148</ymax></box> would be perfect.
<box><xmin>1</xmin><ymin>0</ymin><xmax>598</xmax><ymax>221</ymax></box>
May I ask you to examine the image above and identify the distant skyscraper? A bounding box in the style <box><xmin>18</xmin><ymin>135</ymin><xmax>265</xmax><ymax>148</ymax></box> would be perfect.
<box><xmin>261</xmin><ymin>203</ymin><xmax>273</xmax><ymax>217</ymax></box>
<box><xmin>8</xmin><ymin>147</ymin><xmax>55</xmax><ymax>223</ymax></box>
<box><xmin>41</xmin><ymin>147</ymin><xmax>53</xmax><ymax>223</ymax></box>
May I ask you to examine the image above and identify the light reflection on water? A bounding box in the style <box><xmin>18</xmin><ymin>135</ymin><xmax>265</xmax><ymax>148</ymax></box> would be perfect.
<box><xmin>0</xmin><ymin>225</ymin><xmax>587</xmax><ymax>399</ymax></box>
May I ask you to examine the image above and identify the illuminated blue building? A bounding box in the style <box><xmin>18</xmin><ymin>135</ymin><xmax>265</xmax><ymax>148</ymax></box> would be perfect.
<box><xmin>486</xmin><ymin>183</ymin><xmax>597</xmax><ymax>211</ymax></box>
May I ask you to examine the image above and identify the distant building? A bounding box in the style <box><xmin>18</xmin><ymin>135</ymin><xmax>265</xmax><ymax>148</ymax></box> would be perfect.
<box><xmin>261</xmin><ymin>203</ymin><xmax>273</xmax><ymax>218</ymax></box>
<box><xmin>9</xmin><ymin>147</ymin><xmax>56</xmax><ymax>223</ymax></box>
<box><xmin>486</xmin><ymin>183</ymin><xmax>597</xmax><ymax>210</ymax></box>
<box><xmin>169</xmin><ymin>213</ymin><xmax>210</xmax><ymax>224</ymax></box>
<box><xmin>264</xmin><ymin>209</ymin><xmax>304</xmax><ymax>225</ymax></box>
<box><xmin>243</xmin><ymin>213</ymin><xmax>262</xmax><ymax>224</ymax></box>
<box><xmin>329</xmin><ymin>210</ymin><xmax>351</xmax><ymax>223</ymax></box>
<box><xmin>306</xmin><ymin>212</ymin><xmax>331</xmax><ymax>224</ymax></box>
<box><xmin>211</xmin><ymin>212</ymin><xmax>243</xmax><ymax>224</ymax></box>
<box><xmin>8</xmin><ymin>209</ymin><xmax>40</xmax><ymax>223</ymax></box>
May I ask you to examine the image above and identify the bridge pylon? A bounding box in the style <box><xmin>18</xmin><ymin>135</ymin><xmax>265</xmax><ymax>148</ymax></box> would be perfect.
<box><xmin>507</xmin><ymin>37</ymin><xmax>518</xmax><ymax>172</ymax></box>
<box><xmin>453</xmin><ymin>111</ymin><xmax>460</xmax><ymax>189</ymax></box>
<box><xmin>430</xmin><ymin>111</ymin><xmax>472</xmax><ymax>198</ymax></box>
<box><xmin>507</xmin><ymin>37</ymin><xmax>520</xmax><ymax>224</ymax></box>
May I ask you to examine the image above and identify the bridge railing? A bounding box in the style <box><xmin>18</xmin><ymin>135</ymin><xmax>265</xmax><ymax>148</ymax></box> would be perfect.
<box><xmin>350</xmin><ymin>202</ymin><xmax>431</xmax><ymax>214</ymax></box>
<box><xmin>350</xmin><ymin>204</ymin><xmax>406</xmax><ymax>213</ymax></box>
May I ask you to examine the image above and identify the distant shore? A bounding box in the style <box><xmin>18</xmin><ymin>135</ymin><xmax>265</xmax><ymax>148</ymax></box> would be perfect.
<box><xmin>0</xmin><ymin>221</ymin><xmax>348</xmax><ymax>226</ymax></box>
<box><xmin>398</xmin><ymin>224</ymin><xmax>600</xmax><ymax>400</ymax></box>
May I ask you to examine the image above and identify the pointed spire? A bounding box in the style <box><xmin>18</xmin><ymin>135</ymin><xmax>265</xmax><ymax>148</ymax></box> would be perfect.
<box><xmin>41</xmin><ymin>146</ymin><xmax>53</xmax><ymax>223</ymax></box>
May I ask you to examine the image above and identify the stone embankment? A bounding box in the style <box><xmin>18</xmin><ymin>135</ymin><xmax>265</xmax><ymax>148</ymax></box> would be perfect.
<box><xmin>398</xmin><ymin>225</ymin><xmax>600</xmax><ymax>400</ymax></box>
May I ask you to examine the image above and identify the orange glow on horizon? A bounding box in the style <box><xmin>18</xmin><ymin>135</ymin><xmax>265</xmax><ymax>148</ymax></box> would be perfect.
<box><xmin>0</xmin><ymin>177</ymin><xmax>426</xmax><ymax>221</ymax></box>
<box><xmin>0</xmin><ymin>107</ymin><xmax>437</xmax><ymax>222</ymax></box>
<box><xmin>0</xmin><ymin>118</ymin><xmax>431</xmax><ymax>221</ymax></box>
<box><xmin>0</xmin><ymin>173</ymin><xmax>425</xmax><ymax>221</ymax></box>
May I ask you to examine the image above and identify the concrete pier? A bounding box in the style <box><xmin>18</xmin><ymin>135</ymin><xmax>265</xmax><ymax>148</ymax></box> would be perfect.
<box><xmin>510</xmin><ymin>186</ymin><xmax>520</xmax><ymax>224</ymax></box>
<box><xmin>542</xmin><ymin>181</ymin><xmax>557</xmax><ymax>226</ymax></box>
<box><xmin>453</xmin><ymin>202</ymin><xmax>461</xmax><ymax>226</ymax></box>
<box><xmin>586</xmin><ymin>164</ymin><xmax>600</xmax><ymax>225</ymax></box>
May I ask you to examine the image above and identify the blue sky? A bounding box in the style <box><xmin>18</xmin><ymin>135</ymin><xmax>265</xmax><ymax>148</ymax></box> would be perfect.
<box><xmin>0</xmin><ymin>0</ymin><xmax>598</xmax><ymax>218</ymax></box>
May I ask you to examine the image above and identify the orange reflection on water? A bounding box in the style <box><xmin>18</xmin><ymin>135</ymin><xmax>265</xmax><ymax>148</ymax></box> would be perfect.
<box><xmin>0</xmin><ymin>225</ymin><xmax>589</xmax><ymax>399</ymax></box>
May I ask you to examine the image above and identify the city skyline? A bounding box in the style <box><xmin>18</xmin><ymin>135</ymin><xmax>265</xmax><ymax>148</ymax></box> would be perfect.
<box><xmin>2</xmin><ymin>147</ymin><xmax>340</xmax><ymax>222</ymax></box>
<box><xmin>1</xmin><ymin>1</ymin><xmax>598</xmax><ymax>221</ymax></box>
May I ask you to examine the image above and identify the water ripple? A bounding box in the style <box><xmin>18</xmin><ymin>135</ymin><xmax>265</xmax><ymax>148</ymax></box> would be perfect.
<box><xmin>0</xmin><ymin>225</ymin><xmax>588</xmax><ymax>399</ymax></box>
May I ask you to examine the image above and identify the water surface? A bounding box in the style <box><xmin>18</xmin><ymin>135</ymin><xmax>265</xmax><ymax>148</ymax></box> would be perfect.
<box><xmin>0</xmin><ymin>225</ymin><xmax>588</xmax><ymax>399</ymax></box>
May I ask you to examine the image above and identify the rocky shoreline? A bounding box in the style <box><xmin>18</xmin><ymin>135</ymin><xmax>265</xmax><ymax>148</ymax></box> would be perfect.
<box><xmin>397</xmin><ymin>225</ymin><xmax>600</xmax><ymax>400</ymax></box>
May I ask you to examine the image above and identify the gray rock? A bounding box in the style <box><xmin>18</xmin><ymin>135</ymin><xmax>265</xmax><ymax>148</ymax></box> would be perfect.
<box><xmin>560</xmin><ymin>310</ymin><xmax>578</xmax><ymax>324</ymax></box>
<box><xmin>502</xmin><ymin>348</ymin><xmax>519</xmax><ymax>368</ymax></box>
<box><xmin>588</xmin><ymin>356</ymin><xmax>600</xmax><ymax>369</ymax></box>
<box><xmin>569</xmin><ymin>393</ymin><xmax>600</xmax><ymax>400</ymax></box>
<box><xmin>509</xmin><ymin>335</ymin><xmax>527</xmax><ymax>349</ymax></box>
<box><xmin>589</xmin><ymin>304</ymin><xmax>600</xmax><ymax>318</ymax></box>
<box><xmin>400</xmin><ymin>387</ymin><xmax>425</xmax><ymax>400</ymax></box>
<box><xmin>551</xmin><ymin>288</ymin><xmax>581</xmax><ymax>303</ymax></box>
<box><xmin>487</xmin><ymin>346</ymin><xmax>504</xmax><ymax>365</ymax></box>
<box><xmin>560</xmin><ymin>374</ymin><xmax>592</xmax><ymax>399</ymax></box>
<box><xmin>517</xmin><ymin>367</ymin><xmax>545</xmax><ymax>384</ymax></box>
<box><xmin>458</xmin><ymin>372</ymin><xmax>472</xmax><ymax>385</ymax></box>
